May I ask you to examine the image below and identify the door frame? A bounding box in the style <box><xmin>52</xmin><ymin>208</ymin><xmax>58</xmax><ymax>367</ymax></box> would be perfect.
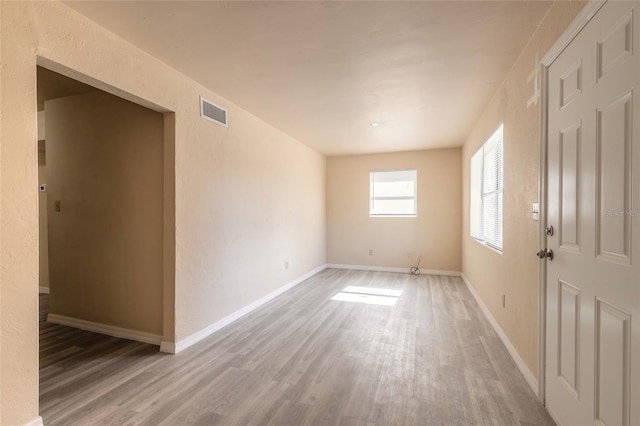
<box><xmin>537</xmin><ymin>0</ymin><xmax>607</xmax><ymax>404</ymax></box>
<box><xmin>35</xmin><ymin>56</ymin><xmax>177</xmax><ymax>350</ymax></box>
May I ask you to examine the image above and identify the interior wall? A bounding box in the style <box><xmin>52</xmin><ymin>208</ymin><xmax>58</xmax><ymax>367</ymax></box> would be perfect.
<box><xmin>1</xmin><ymin>2</ymin><xmax>40</xmax><ymax>424</ymax></box>
<box><xmin>46</xmin><ymin>91</ymin><xmax>164</xmax><ymax>335</ymax></box>
<box><xmin>162</xmin><ymin>113</ymin><xmax>176</xmax><ymax>344</ymax></box>
<box><xmin>0</xmin><ymin>3</ymin><xmax>3</xmax><ymax>423</ymax></box>
<box><xmin>461</xmin><ymin>0</ymin><xmax>586</xmax><ymax>379</ymax></box>
<box><xmin>0</xmin><ymin>1</ymin><xmax>326</xmax><ymax>423</ymax></box>
<box><xmin>327</xmin><ymin>148</ymin><xmax>461</xmax><ymax>271</ymax></box>
<box><xmin>38</xmin><ymin>140</ymin><xmax>49</xmax><ymax>290</ymax></box>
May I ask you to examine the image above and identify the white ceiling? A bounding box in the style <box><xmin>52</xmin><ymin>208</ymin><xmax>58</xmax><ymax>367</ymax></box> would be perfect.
<box><xmin>64</xmin><ymin>1</ymin><xmax>553</xmax><ymax>156</ymax></box>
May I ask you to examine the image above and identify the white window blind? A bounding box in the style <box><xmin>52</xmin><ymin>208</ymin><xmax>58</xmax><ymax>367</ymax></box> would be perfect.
<box><xmin>470</xmin><ymin>151</ymin><xmax>483</xmax><ymax>239</ymax></box>
<box><xmin>370</xmin><ymin>170</ymin><xmax>417</xmax><ymax>217</ymax></box>
<box><xmin>470</xmin><ymin>124</ymin><xmax>503</xmax><ymax>250</ymax></box>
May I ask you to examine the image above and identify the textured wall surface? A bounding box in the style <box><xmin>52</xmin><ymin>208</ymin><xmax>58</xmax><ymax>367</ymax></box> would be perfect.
<box><xmin>0</xmin><ymin>1</ymin><xmax>326</xmax><ymax>423</ymax></box>
<box><xmin>1</xmin><ymin>2</ymin><xmax>41</xmax><ymax>424</ymax></box>
<box><xmin>327</xmin><ymin>149</ymin><xmax>462</xmax><ymax>272</ymax></box>
<box><xmin>461</xmin><ymin>0</ymin><xmax>586</xmax><ymax>378</ymax></box>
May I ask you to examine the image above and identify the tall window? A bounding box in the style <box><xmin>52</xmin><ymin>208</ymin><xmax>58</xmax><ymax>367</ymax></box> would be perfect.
<box><xmin>470</xmin><ymin>124</ymin><xmax>503</xmax><ymax>250</ymax></box>
<box><xmin>370</xmin><ymin>170</ymin><xmax>417</xmax><ymax>217</ymax></box>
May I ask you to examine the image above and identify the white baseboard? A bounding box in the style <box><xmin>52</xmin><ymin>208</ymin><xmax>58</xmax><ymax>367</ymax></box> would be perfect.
<box><xmin>23</xmin><ymin>416</ymin><xmax>44</xmax><ymax>426</ymax></box>
<box><xmin>159</xmin><ymin>341</ymin><xmax>176</xmax><ymax>353</ymax></box>
<box><xmin>164</xmin><ymin>264</ymin><xmax>328</xmax><ymax>354</ymax></box>
<box><xmin>327</xmin><ymin>263</ymin><xmax>461</xmax><ymax>276</ymax></box>
<box><xmin>47</xmin><ymin>313</ymin><xmax>162</xmax><ymax>346</ymax></box>
<box><xmin>460</xmin><ymin>274</ymin><xmax>538</xmax><ymax>395</ymax></box>
<box><xmin>39</xmin><ymin>286</ymin><xmax>50</xmax><ymax>294</ymax></box>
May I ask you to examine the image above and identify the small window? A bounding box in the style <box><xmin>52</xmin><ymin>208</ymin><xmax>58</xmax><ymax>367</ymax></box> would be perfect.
<box><xmin>370</xmin><ymin>169</ymin><xmax>417</xmax><ymax>217</ymax></box>
<box><xmin>470</xmin><ymin>124</ymin><xmax>504</xmax><ymax>250</ymax></box>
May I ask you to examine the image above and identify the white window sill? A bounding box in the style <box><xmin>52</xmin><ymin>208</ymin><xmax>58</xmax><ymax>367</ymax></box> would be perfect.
<box><xmin>471</xmin><ymin>236</ymin><xmax>503</xmax><ymax>254</ymax></box>
<box><xmin>370</xmin><ymin>214</ymin><xmax>417</xmax><ymax>218</ymax></box>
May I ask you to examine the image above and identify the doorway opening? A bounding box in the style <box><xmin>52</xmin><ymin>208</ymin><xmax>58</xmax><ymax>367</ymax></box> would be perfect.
<box><xmin>37</xmin><ymin>64</ymin><xmax>176</xmax><ymax>422</ymax></box>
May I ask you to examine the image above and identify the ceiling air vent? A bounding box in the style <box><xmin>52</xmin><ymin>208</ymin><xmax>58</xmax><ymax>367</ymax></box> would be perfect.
<box><xmin>200</xmin><ymin>96</ymin><xmax>228</xmax><ymax>127</ymax></box>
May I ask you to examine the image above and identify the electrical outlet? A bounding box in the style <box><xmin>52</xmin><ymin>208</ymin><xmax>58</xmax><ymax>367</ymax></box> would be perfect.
<box><xmin>54</xmin><ymin>200</ymin><xmax>61</xmax><ymax>212</ymax></box>
<box><xmin>368</xmin><ymin>249</ymin><xmax>374</xmax><ymax>256</ymax></box>
<box><xmin>408</xmin><ymin>251</ymin><xmax>414</xmax><ymax>258</ymax></box>
<box><xmin>285</xmin><ymin>261</ymin><xmax>289</xmax><ymax>269</ymax></box>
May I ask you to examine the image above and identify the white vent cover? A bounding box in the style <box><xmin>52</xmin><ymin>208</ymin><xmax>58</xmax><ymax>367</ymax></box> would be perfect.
<box><xmin>200</xmin><ymin>97</ymin><xmax>228</xmax><ymax>127</ymax></box>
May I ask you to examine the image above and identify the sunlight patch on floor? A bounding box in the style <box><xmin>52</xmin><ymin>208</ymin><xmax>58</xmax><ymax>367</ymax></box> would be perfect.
<box><xmin>331</xmin><ymin>285</ymin><xmax>402</xmax><ymax>306</ymax></box>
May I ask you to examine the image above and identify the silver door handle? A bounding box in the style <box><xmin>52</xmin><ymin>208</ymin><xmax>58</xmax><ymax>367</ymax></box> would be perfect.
<box><xmin>536</xmin><ymin>249</ymin><xmax>553</xmax><ymax>260</ymax></box>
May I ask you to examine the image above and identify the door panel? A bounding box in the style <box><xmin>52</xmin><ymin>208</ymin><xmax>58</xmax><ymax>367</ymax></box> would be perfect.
<box><xmin>596</xmin><ymin>10</ymin><xmax>633</xmax><ymax>81</ymax></box>
<box><xmin>559</xmin><ymin>123</ymin><xmax>582</xmax><ymax>251</ymax></box>
<box><xmin>560</xmin><ymin>61</ymin><xmax>583</xmax><ymax>109</ymax></box>
<box><xmin>596</xmin><ymin>93</ymin><xmax>632</xmax><ymax>263</ymax></box>
<box><xmin>594</xmin><ymin>299</ymin><xmax>630</xmax><ymax>426</ymax></box>
<box><xmin>546</xmin><ymin>2</ymin><xmax>639</xmax><ymax>425</ymax></box>
<box><xmin>558</xmin><ymin>280</ymin><xmax>580</xmax><ymax>397</ymax></box>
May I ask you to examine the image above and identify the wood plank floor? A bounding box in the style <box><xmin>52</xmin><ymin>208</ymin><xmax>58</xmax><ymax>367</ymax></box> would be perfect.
<box><xmin>40</xmin><ymin>269</ymin><xmax>555</xmax><ymax>425</ymax></box>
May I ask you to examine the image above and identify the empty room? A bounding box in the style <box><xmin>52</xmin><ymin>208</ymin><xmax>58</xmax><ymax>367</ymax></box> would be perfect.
<box><xmin>0</xmin><ymin>1</ymin><xmax>638</xmax><ymax>425</ymax></box>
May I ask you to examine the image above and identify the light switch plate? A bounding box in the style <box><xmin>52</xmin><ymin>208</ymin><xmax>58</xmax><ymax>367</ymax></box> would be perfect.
<box><xmin>532</xmin><ymin>202</ymin><xmax>539</xmax><ymax>221</ymax></box>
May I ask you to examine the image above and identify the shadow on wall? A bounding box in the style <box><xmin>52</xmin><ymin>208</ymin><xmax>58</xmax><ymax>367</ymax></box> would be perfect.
<box><xmin>40</xmin><ymin>79</ymin><xmax>165</xmax><ymax>339</ymax></box>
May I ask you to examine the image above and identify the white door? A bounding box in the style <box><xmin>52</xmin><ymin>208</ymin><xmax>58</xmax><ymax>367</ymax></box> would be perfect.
<box><xmin>546</xmin><ymin>1</ymin><xmax>639</xmax><ymax>425</ymax></box>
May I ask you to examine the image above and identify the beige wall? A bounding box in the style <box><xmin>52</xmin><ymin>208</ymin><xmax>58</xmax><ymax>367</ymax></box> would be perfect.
<box><xmin>1</xmin><ymin>2</ymin><xmax>40</xmax><ymax>423</ymax></box>
<box><xmin>0</xmin><ymin>2</ymin><xmax>3</xmax><ymax>423</ymax></box>
<box><xmin>46</xmin><ymin>91</ymin><xmax>164</xmax><ymax>335</ymax></box>
<box><xmin>38</xmin><ymin>112</ymin><xmax>49</xmax><ymax>291</ymax></box>
<box><xmin>0</xmin><ymin>1</ymin><xmax>326</xmax><ymax>424</ymax></box>
<box><xmin>461</xmin><ymin>0</ymin><xmax>586</xmax><ymax>379</ymax></box>
<box><xmin>327</xmin><ymin>149</ymin><xmax>461</xmax><ymax>271</ymax></box>
<box><xmin>38</xmin><ymin>143</ymin><xmax>49</xmax><ymax>290</ymax></box>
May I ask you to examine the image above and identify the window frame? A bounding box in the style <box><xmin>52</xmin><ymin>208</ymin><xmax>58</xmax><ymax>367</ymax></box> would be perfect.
<box><xmin>369</xmin><ymin>169</ymin><xmax>417</xmax><ymax>218</ymax></box>
<box><xmin>470</xmin><ymin>124</ymin><xmax>504</xmax><ymax>251</ymax></box>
